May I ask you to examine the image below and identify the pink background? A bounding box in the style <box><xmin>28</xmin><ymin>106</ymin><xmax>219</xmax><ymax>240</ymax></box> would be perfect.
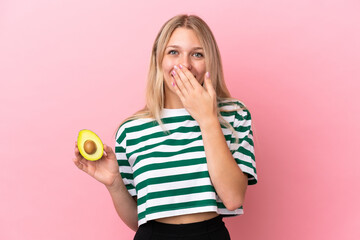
<box><xmin>1</xmin><ymin>0</ymin><xmax>359</xmax><ymax>239</ymax></box>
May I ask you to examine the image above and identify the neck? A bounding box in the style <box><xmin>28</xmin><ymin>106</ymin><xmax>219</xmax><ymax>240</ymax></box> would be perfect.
<box><xmin>164</xmin><ymin>88</ymin><xmax>184</xmax><ymax>109</ymax></box>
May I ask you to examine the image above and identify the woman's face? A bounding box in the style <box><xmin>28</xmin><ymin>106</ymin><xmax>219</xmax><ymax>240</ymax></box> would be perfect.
<box><xmin>162</xmin><ymin>27</ymin><xmax>206</xmax><ymax>95</ymax></box>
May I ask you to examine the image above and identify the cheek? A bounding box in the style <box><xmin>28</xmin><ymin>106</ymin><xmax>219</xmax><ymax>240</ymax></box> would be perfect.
<box><xmin>162</xmin><ymin>58</ymin><xmax>176</xmax><ymax>75</ymax></box>
<box><xmin>200</xmin><ymin>61</ymin><xmax>206</xmax><ymax>72</ymax></box>
<box><xmin>162</xmin><ymin>65</ymin><xmax>173</xmax><ymax>75</ymax></box>
<box><xmin>194</xmin><ymin>62</ymin><xmax>206</xmax><ymax>79</ymax></box>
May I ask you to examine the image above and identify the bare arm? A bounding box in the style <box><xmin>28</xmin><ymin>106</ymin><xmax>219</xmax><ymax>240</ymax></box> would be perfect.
<box><xmin>73</xmin><ymin>143</ymin><xmax>138</xmax><ymax>231</ymax></box>
<box><xmin>106</xmin><ymin>175</ymin><xmax>138</xmax><ymax>231</ymax></box>
<box><xmin>171</xmin><ymin>66</ymin><xmax>248</xmax><ymax>211</ymax></box>
<box><xmin>199</xmin><ymin>118</ymin><xmax>248</xmax><ymax>211</ymax></box>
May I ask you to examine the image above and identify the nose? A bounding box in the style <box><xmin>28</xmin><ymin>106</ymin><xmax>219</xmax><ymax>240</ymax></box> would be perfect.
<box><xmin>180</xmin><ymin>55</ymin><xmax>192</xmax><ymax>70</ymax></box>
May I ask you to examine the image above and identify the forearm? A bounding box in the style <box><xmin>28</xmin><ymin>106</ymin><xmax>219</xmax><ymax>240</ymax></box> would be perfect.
<box><xmin>199</xmin><ymin>117</ymin><xmax>248</xmax><ymax>211</ymax></box>
<box><xmin>106</xmin><ymin>175</ymin><xmax>138</xmax><ymax>231</ymax></box>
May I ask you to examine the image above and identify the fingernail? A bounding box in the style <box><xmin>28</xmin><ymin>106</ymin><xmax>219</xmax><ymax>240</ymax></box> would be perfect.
<box><xmin>179</xmin><ymin>64</ymin><xmax>183</xmax><ymax>69</ymax></box>
<box><xmin>172</xmin><ymin>81</ymin><xmax>175</xmax><ymax>86</ymax></box>
<box><xmin>171</xmin><ymin>70</ymin><xmax>176</xmax><ymax>76</ymax></box>
<box><xmin>206</xmin><ymin>72</ymin><xmax>210</xmax><ymax>78</ymax></box>
<box><xmin>174</xmin><ymin>65</ymin><xmax>178</xmax><ymax>70</ymax></box>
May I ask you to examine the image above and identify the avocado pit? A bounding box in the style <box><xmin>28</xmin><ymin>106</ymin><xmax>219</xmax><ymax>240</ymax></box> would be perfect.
<box><xmin>84</xmin><ymin>140</ymin><xmax>97</xmax><ymax>155</ymax></box>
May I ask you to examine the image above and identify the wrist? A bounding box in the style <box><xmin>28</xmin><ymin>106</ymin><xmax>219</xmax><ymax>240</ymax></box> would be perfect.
<box><xmin>198</xmin><ymin>115</ymin><xmax>219</xmax><ymax>130</ymax></box>
<box><xmin>105</xmin><ymin>173</ymin><xmax>124</xmax><ymax>192</ymax></box>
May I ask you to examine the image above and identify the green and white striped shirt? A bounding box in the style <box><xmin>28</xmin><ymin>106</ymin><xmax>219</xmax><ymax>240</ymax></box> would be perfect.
<box><xmin>115</xmin><ymin>99</ymin><xmax>257</xmax><ymax>226</ymax></box>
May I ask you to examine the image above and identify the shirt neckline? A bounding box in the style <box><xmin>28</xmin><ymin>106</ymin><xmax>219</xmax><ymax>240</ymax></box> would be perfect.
<box><xmin>161</xmin><ymin>107</ymin><xmax>189</xmax><ymax>116</ymax></box>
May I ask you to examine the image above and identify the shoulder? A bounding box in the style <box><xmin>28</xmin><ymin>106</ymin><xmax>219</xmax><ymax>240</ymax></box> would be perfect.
<box><xmin>218</xmin><ymin>98</ymin><xmax>251</xmax><ymax>120</ymax></box>
<box><xmin>115</xmin><ymin>116</ymin><xmax>155</xmax><ymax>143</ymax></box>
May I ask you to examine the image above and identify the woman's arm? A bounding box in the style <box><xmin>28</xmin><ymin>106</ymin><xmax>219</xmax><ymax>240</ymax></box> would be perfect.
<box><xmin>106</xmin><ymin>175</ymin><xmax>138</xmax><ymax>231</ymax></box>
<box><xmin>199</xmin><ymin>118</ymin><xmax>248</xmax><ymax>211</ymax></box>
<box><xmin>171</xmin><ymin>65</ymin><xmax>249</xmax><ymax>210</ymax></box>
<box><xmin>73</xmin><ymin>144</ymin><xmax>138</xmax><ymax>231</ymax></box>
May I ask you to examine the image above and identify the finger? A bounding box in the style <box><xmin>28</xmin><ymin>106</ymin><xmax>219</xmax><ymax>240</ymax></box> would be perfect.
<box><xmin>175</xmin><ymin>65</ymin><xmax>193</xmax><ymax>92</ymax></box>
<box><xmin>74</xmin><ymin>145</ymin><xmax>82</xmax><ymax>158</ymax></box>
<box><xmin>204</xmin><ymin>72</ymin><xmax>216</xmax><ymax>97</ymax></box>
<box><xmin>172</xmin><ymin>79</ymin><xmax>187</xmax><ymax>103</ymax></box>
<box><xmin>179</xmin><ymin>64</ymin><xmax>199</xmax><ymax>90</ymax></box>
<box><xmin>73</xmin><ymin>157</ymin><xmax>87</xmax><ymax>172</ymax></box>
<box><xmin>74</xmin><ymin>145</ymin><xmax>89</xmax><ymax>167</ymax></box>
<box><xmin>171</xmin><ymin>70</ymin><xmax>188</xmax><ymax>97</ymax></box>
<box><xmin>74</xmin><ymin>141</ymin><xmax>90</xmax><ymax>172</ymax></box>
<box><xmin>171</xmin><ymin>68</ymin><xmax>188</xmax><ymax>96</ymax></box>
<box><xmin>80</xmin><ymin>158</ymin><xmax>90</xmax><ymax>169</ymax></box>
<box><xmin>104</xmin><ymin>144</ymin><xmax>116</xmax><ymax>159</ymax></box>
<box><xmin>73</xmin><ymin>157</ymin><xmax>82</xmax><ymax>167</ymax></box>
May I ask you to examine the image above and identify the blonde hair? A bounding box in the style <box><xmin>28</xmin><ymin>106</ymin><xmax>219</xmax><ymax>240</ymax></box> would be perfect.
<box><xmin>119</xmin><ymin>14</ymin><xmax>246</xmax><ymax>140</ymax></box>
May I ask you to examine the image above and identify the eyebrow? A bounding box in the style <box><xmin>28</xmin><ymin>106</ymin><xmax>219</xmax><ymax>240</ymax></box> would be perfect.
<box><xmin>166</xmin><ymin>45</ymin><xmax>204</xmax><ymax>50</ymax></box>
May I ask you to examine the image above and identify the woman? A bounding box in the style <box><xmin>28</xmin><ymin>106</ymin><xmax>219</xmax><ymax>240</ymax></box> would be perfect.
<box><xmin>73</xmin><ymin>14</ymin><xmax>257</xmax><ymax>240</ymax></box>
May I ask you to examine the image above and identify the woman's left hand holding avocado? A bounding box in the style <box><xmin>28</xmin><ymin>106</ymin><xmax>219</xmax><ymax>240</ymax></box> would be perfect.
<box><xmin>171</xmin><ymin>64</ymin><xmax>218</xmax><ymax>127</ymax></box>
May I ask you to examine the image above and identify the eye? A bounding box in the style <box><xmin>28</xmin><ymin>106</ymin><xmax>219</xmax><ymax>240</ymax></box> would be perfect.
<box><xmin>193</xmin><ymin>52</ymin><xmax>204</xmax><ymax>58</ymax></box>
<box><xmin>168</xmin><ymin>50</ymin><xmax>178</xmax><ymax>55</ymax></box>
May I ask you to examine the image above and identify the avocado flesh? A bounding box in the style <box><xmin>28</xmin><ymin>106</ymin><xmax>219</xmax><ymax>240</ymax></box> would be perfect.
<box><xmin>77</xmin><ymin>129</ymin><xmax>104</xmax><ymax>161</ymax></box>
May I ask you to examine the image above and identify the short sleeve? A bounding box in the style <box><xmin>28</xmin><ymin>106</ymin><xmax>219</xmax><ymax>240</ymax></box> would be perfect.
<box><xmin>231</xmin><ymin>108</ymin><xmax>258</xmax><ymax>185</ymax></box>
<box><xmin>115</xmin><ymin>126</ymin><xmax>137</xmax><ymax>196</ymax></box>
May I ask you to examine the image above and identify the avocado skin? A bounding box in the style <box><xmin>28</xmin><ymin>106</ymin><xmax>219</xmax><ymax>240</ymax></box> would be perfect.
<box><xmin>77</xmin><ymin>129</ymin><xmax>104</xmax><ymax>161</ymax></box>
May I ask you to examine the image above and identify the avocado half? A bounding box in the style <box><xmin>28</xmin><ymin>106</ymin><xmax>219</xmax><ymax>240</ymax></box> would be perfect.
<box><xmin>77</xmin><ymin>129</ymin><xmax>104</xmax><ymax>161</ymax></box>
